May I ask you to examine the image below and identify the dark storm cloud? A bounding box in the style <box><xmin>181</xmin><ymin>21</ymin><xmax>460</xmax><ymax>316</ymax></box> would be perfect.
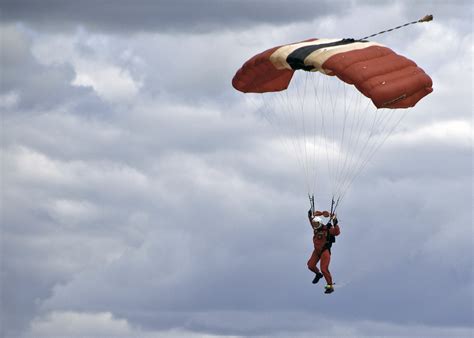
<box><xmin>3</xmin><ymin>0</ymin><xmax>470</xmax><ymax>35</ymax></box>
<box><xmin>1</xmin><ymin>0</ymin><xmax>348</xmax><ymax>33</ymax></box>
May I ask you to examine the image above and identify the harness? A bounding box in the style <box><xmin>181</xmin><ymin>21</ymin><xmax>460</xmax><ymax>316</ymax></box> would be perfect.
<box><xmin>324</xmin><ymin>226</ymin><xmax>336</xmax><ymax>254</ymax></box>
<box><xmin>313</xmin><ymin>224</ymin><xmax>336</xmax><ymax>256</ymax></box>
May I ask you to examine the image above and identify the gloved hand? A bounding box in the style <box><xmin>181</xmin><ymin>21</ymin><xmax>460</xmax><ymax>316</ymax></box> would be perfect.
<box><xmin>332</xmin><ymin>216</ymin><xmax>338</xmax><ymax>225</ymax></box>
<box><xmin>308</xmin><ymin>209</ymin><xmax>312</xmax><ymax>218</ymax></box>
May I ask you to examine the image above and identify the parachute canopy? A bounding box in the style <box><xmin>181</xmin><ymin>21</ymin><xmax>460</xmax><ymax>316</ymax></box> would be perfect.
<box><xmin>232</xmin><ymin>37</ymin><xmax>433</xmax><ymax>210</ymax></box>
<box><xmin>232</xmin><ymin>38</ymin><xmax>433</xmax><ymax>109</ymax></box>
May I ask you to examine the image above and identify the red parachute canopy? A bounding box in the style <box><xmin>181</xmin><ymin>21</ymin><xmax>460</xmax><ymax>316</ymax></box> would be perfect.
<box><xmin>232</xmin><ymin>38</ymin><xmax>433</xmax><ymax>108</ymax></box>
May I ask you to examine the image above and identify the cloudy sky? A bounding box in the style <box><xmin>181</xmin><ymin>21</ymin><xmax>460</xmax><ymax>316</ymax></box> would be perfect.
<box><xmin>1</xmin><ymin>0</ymin><xmax>472</xmax><ymax>337</ymax></box>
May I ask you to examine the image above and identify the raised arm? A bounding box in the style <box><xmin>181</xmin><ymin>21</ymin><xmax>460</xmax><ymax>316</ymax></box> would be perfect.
<box><xmin>329</xmin><ymin>215</ymin><xmax>341</xmax><ymax>236</ymax></box>
<box><xmin>307</xmin><ymin>209</ymin><xmax>314</xmax><ymax>227</ymax></box>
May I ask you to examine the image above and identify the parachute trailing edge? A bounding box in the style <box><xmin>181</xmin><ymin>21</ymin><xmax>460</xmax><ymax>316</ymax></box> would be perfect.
<box><xmin>232</xmin><ymin>38</ymin><xmax>433</xmax><ymax>109</ymax></box>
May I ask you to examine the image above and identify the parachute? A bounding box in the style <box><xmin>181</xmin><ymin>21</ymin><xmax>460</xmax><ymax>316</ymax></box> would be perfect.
<box><xmin>232</xmin><ymin>36</ymin><xmax>433</xmax><ymax>211</ymax></box>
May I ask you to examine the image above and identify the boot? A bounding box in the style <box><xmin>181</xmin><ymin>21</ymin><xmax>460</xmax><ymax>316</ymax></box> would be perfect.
<box><xmin>312</xmin><ymin>272</ymin><xmax>324</xmax><ymax>284</ymax></box>
<box><xmin>324</xmin><ymin>284</ymin><xmax>334</xmax><ymax>294</ymax></box>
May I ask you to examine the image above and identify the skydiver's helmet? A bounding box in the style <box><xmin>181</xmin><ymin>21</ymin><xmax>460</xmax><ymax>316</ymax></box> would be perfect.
<box><xmin>312</xmin><ymin>216</ymin><xmax>323</xmax><ymax>230</ymax></box>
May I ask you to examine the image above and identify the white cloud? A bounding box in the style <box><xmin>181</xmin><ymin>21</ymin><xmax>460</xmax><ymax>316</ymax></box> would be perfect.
<box><xmin>6</xmin><ymin>145</ymin><xmax>149</xmax><ymax>190</ymax></box>
<box><xmin>391</xmin><ymin>120</ymin><xmax>472</xmax><ymax>146</ymax></box>
<box><xmin>45</xmin><ymin>199</ymin><xmax>100</xmax><ymax>226</ymax></box>
<box><xmin>27</xmin><ymin>311</ymin><xmax>139</xmax><ymax>337</ymax></box>
<box><xmin>27</xmin><ymin>311</ymin><xmax>249</xmax><ymax>338</ymax></box>
<box><xmin>72</xmin><ymin>64</ymin><xmax>141</xmax><ymax>103</ymax></box>
<box><xmin>8</xmin><ymin>146</ymin><xmax>71</xmax><ymax>184</ymax></box>
<box><xmin>31</xmin><ymin>29</ymin><xmax>143</xmax><ymax>104</ymax></box>
<box><xmin>26</xmin><ymin>310</ymin><xmax>474</xmax><ymax>338</ymax></box>
<box><xmin>0</xmin><ymin>90</ymin><xmax>20</xmax><ymax>109</ymax></box>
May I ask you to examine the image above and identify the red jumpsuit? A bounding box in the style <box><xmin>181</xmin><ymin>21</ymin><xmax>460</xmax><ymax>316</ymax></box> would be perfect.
<box><xmin>307</xmin><ymin>224</ymin><xmax>340</xmax><ymax>285</ymax></box>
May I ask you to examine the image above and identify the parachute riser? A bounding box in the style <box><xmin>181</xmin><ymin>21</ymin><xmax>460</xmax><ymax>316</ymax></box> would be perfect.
<box><xmin>329</xmin><ymin>197</ymin><xmax>335</xmax><ymax>216</ymax></box>
<box><xmin>358</xmin><ymin>14</ymin><xmax>433</xmax><ymax>41</ymax></box>
<box><xmin>333</xmin><ymin>196</ymin><xmax>340</xmax><ymax>215</ymax></box>
<box><xmin>309</xmin><ymin>194</ymin><xmax>315</xmax><ymax>215</ymax></box>
<box><xmin>328</xmin><ymin>196</ymin><xmax>341</xmax><ymax>220</ymax></box>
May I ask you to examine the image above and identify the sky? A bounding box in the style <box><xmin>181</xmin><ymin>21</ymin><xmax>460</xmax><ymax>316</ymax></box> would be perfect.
<box><xmin>1</xmin><ymin>0</ymin><xmax>473</xmax><ymax>337</ymax></box>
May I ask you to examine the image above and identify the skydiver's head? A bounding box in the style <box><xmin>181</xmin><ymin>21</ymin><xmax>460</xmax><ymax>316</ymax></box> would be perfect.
<box><xmin>312</xmin><ymin>216</ymin><xmax>323</xmax><ymax>230</ymax></box>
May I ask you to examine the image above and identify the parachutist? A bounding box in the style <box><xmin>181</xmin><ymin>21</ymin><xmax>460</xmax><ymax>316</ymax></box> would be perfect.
<box><xmin>307</xmin><ymin>211</ymin><xmax>340</xmax><ymax>293</ymax></box>
<box><xmin>232</xmin><ymin>22</ymin><xmax>433</xmax><ymax>293</ymax></box>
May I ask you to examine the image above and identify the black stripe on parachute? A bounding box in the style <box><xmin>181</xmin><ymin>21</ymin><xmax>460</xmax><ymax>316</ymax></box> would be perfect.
<box><xmin>286</xmin><ymin>38</ymin><xmax>366</xmax><ymax>71</ymax></box>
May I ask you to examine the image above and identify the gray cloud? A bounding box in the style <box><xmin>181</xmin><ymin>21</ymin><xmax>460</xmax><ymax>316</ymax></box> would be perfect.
<box><xmin>1</xmin><ymin>0</ymin><xmax>348</xmax><ymax>33</ymax></box>
<box><xmin>1</xmin><ymin>1</ymin><xmax>472</xmax><ymax>337</ymax></box>
<box><xmin>2</xmin><ymin>0</ymin><xmax>471</xmax><ymax>36</ymax></box>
